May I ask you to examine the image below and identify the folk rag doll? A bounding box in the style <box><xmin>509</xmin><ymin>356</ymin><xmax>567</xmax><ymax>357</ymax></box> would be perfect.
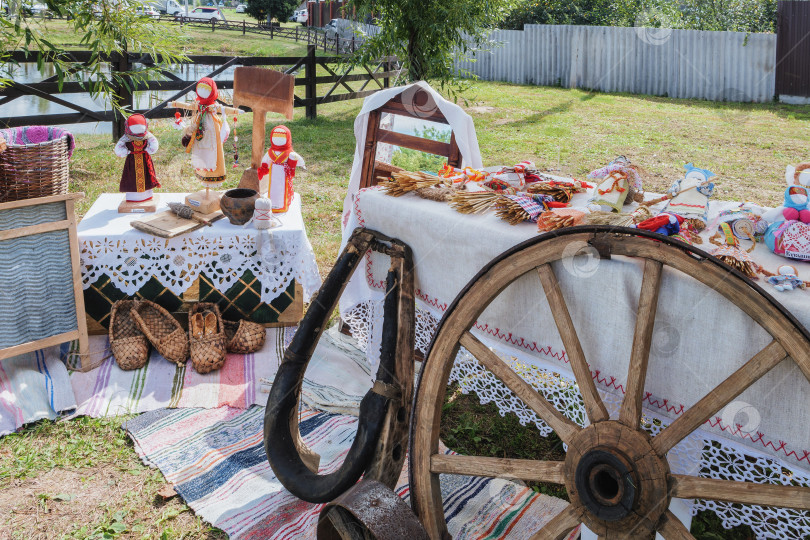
<box><xmin>768</xmin><ymin>265</ymin><xmax>808</xmax><ymax>292</ymax></box>
<box><xmin>782</xmin><ymin>185</ymin><xmax>810</xmax><ymax>223</ymax></box>
<box><xmin>114</xmin><ymin>114</ymin><xmax>160</xmax><ymax>204</ymax></box>
<box><xmin>587</xmin><ymin>156</ymin><xmax>644</xmax><ymax>213</ymax></box>
<box><xmin>183</xmin><ymin>77</ymin><xmax>231</xmax><ymax>189</ymax></box>
<box><xmin>661</xmin><ymin>164</ymin><xmax>715</xmax><ymax>231</ymax></box>
<box><xmin>258</xmin><ymin>125</ymin><xmax>304</xmax><ymax>213</ymax></box>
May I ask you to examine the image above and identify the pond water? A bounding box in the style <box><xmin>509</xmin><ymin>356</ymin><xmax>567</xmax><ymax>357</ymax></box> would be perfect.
<box><xmin>0</xmin><ymin>62</ymin><xmax>247</xmax><ymax>135</ymax></box>
<box><xmin>1</xmin><ymin>62</ymin><xmax>448</xmax><ymax>141</ymax></box>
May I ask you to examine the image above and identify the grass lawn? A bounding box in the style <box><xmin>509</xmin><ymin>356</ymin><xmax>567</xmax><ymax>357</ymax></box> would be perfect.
<box><xmin>2</xmin><ymin>78</ymin><xmax>808</xmax><ymax>538</ymax></box>
<box><xmin>13</xmin><ymin>18</ymin><xmax>314</xmax><ymax>57</ymax></box>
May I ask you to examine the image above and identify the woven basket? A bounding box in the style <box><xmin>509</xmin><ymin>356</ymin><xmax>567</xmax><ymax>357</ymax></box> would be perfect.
<box><xmin>189</xmin><ymin>302</ymin><xmax>227</xmax><ymax>374</ymax></box>
<box><xmin>0</xmin><ymin>135</ymin><xmax>70</xmax><ymax>202</ymax></box>
<box><xmin>131</xmin><ymin>300</ymin><xmax>188</xmax><ymax>364</ymax></box>
<box><xmin>109</xmin><ymin>299</ymin><xmax>150</xmax><ymax>371</ymax></box>
<box><xmin>223</xmin><ymin>319</ymin><xmax>267</xmax><ymax>354</ymax></box>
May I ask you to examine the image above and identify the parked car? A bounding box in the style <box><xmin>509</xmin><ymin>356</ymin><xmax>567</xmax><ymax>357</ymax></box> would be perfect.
<box><xmin>28</xmin><ymin>3</ymin><xmax>53</xmax><ymax>17</ymax></box>
<box><xmin>218</xmin><ymin>1</ymin><xmax>224</xmax><ymax>6</ymax></box>
<box><xmin>235</xmin><ymin>3</ymin><xmax>246</xmax><ymax>13</ymax></box>
<box><xmin>135</xmin><ymin>6</ymin><xmax>161</xmax><ymax>18</ymax></box>
<box><xmin>293</xmin><ymin>8</ymin><xmax>307</xmax><ymax>25</ymax></box>
<box><xmin>323</xmin><ymin>18</ymin><xmax>338</xmax><ymax>39</ymax></box>
<box><xmin>175</xmin><ymin>6</ymin><xmax>222</xmax><ymax>21</ymax></box>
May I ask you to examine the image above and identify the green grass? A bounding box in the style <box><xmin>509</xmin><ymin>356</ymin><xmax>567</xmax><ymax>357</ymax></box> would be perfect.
<box><xmin>16</xmin><ymin>18</ymin><xmax>314</xmax><ymax>57</ymax></box>
<box><xmin>0</xmin><ymin>416</ymin><xmax>226</xmax><ymax>539</ymax></box>
<box><xmin>3</xmin><ymin>73</ymin><xmax>809</xmax><ymax>537</ymax></box>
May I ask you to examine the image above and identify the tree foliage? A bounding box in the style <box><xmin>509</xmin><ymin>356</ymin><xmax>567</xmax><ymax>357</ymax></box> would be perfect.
<box><xmin>348</xmin><ymin>0</ymin><xmax>513</xmax><ymax>90</ymax></box>
<box><xmin>0</xmin><ymin>0</ymin><xmax>187</xmax><ymax>114</ymax></box>
<box><xmin>245</xmin><ymin>0</ymin><xmax>298</xmax><ymax>24</ymax></box>
<box><xmin>500</xmin><ymin>0</ymin><xmax>778</xmax><ymax>33</ymax></box>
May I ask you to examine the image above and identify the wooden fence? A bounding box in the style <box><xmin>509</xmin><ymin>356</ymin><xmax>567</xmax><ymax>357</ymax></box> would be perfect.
<box><xmin>0</xmin><ymin>46</ymin><xmax>402</xmax><ymax>140</ymax></box>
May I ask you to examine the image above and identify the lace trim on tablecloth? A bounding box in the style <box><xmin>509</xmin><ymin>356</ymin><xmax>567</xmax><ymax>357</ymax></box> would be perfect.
<box><xmin>80</xmin><ymin>232</ymin><xmax>322</xmax><ymax>304</ymax></box>
<box><xmin>341</xmin><ymin>300</ymin><xmax>810</xmax><ymax>539</ymax></box>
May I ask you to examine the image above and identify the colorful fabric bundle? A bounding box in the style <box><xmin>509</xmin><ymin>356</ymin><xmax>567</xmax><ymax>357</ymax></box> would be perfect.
<box><xmin>587</xmin><ymin>156</ymin><xmax>644</xmax><ymax>212</ymax></box>
<box><xmin>0</xmin><ymin>125</ymin><xmax>76</xmax><ymax>158</ymax></box>
<box><xmin>495</xmin><ymin>193</ymin><xmax>566</xmax><ymax>225</ymax></box>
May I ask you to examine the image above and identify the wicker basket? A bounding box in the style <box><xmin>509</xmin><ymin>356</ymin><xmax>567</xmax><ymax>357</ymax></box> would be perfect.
<box><xmin>109</xmin><ymin>299</ymin><xmax>150</xmax><ymax>371</ymax></box>
<box><xmin>0</xmin><ymin>133</ymin><xmax>71</xmax><ymax>202</ymax></box>
<box><xmin>223</xmin><ymin>319</ymin><xmax>267</xmax><ymax>354</ymax></box>
<box><xmin>131</xmin><ymin>300</ymin><xmax>189</xmax><ymax>365</ymax></box>
<box><xmin>189</xmin><ymin>302</ymin><xmax>227</xmax><ymax>374</ymax></box>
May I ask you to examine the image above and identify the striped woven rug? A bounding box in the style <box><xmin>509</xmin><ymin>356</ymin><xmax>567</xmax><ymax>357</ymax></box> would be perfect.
<box><xmin>67</xmin><ymin>327</ymin><xmax>375</xmax><ymax>419</ymax></box>
<box><xmin>124</xmin><ymin>406</ymin><xmax>574</xmax><ymax>539</ymax></box>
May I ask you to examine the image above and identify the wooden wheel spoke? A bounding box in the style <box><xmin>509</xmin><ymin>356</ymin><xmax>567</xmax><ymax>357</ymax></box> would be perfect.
<box><xmin>619</xmin><ymin>259</ymin><xmax>663</xmax><ymax>429</ymax></box>
<box><xmin>460</xmin><ymin>331</ymin><xmax>581</xmax><ymax>444</ymax></box>
<box><xmin>537</xmin><ymin>264</ymin><xmax>609</xmax><ymax>423</ymax></box>
<box><xmin>529</xmin><ymin>504</ymin><xmax>585</xmax><ymax>540</ymax></box>
<box><xmin>652</xmin><ymin>340</ymin><xmax>787</xmax><ymax>455</ymax></box>
<box><xmin>430</xmin><ymin>454</ymin><xmax>566</xmax><ymax>484</ymax></box>
<box><xmin>656</xmin><ymin>510</ymin><xmax>696</xmax><ymax>540</ymax></box>
<box><xmin>670</xmin><ymin>474</ymin><xmax>810</xmax><ymax>510</ymax></box>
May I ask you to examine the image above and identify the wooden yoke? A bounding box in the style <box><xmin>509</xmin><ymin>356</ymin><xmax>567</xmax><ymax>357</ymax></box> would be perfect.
<box><xmin>359</xmin><ymin>89</ymin><xmax>462</xmax><ymax>189</ymax></box>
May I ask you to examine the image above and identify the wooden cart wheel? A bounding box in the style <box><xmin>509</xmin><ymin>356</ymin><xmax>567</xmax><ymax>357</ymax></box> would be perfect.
<box><xmin>409</xmin><ymin>226</ymin><xmax>810</xmax><ymax>540</ymax></box>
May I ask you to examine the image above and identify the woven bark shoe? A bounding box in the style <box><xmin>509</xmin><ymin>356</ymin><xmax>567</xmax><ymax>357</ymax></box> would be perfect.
<box><xmin>189</xmin><ymin>302</ymin><xmax>227</xmax><ymax>374</ymax></box>
<box><xmin>131</xmin><ymin>300</ymin><xmax>189</xmax><ymax>365</ymax></box>
<box><xmin>223</xmin><ymin>319</ymin><xmax>266</xmax><ymax>354</ymax></box>
<box><xmin>109</xmin><ymin>299</ymin><xmax>150</xmax><ymax>371</ymax></box>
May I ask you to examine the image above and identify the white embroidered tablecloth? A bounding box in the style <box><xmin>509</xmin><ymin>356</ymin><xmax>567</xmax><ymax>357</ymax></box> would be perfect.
<box><xmin>340</xmin><ymin>185</ymin><xmax>810</xmax><ymax>538</ymax></box>
<box><xmin>78</xmin><ymin>193</ymin><xmax>321</xmax><ymax>304</ymax></box>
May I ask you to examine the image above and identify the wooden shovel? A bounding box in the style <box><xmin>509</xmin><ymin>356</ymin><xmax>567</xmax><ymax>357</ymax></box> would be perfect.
<box><xmin>233</xmin><ymin>67</ymin><xmax>295</xmax><ymax>196</ymax></box>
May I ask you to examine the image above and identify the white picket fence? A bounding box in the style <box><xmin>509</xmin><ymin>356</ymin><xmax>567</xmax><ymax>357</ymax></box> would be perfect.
<box><xmin>454</xmin><ymin>25</ymin><xmax>777</xmax><ymax>102</ymax></box>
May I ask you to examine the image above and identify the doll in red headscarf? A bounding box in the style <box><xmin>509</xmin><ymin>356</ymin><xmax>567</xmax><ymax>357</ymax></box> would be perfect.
<box><xmin>181</xmin><ymin>77</ymin><xmax>231</xmax><ymax>187</ymax></box>
<box><xmin>114</xmin><ymin>114</ymin><xmax>160</xmax><ymax>208</ymax></box>
<box><xmin>257</xmin><ymin>125</ymin><xmax>305</xmax><ymax>213</ymax></box>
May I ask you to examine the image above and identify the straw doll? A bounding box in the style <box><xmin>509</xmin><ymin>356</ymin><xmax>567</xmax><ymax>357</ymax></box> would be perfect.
<box><xmin>181</xmin><ymin>78</ymin><xmax>231</xmax><ymax>186</ymax></box>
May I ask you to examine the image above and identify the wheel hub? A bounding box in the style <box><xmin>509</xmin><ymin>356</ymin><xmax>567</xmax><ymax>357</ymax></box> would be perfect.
<box><xmin>564</xmin><ymin>421</ymin><xmax>671</xmax><ymax>536</ymax></box>
<box><xmin>575</xmin><ymin>449</ymin><xmax>637</xmax><ymax>520</ymax></box>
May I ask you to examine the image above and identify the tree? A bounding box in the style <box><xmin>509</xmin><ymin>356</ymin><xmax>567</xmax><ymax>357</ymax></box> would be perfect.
<box><xmin>349</xmin><ymin>0</ymin><xmax>513</xmax><ymax>90</ymax></box>
<box><xmin>245</xmin><ymin>0</ymin><xmax>297</xmax><ymax>25</ymax></box>
<box><xmin>0</xmin><ymin>0</ymin><xmax>187</xmax><ymax>115</ymax></box>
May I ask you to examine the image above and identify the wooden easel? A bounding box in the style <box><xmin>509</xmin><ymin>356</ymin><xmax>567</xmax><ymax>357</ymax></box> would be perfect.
<box><xmin>359</xmin><ymin>89</ymin><xmax>462</xmax><ymax>190</ymax></box>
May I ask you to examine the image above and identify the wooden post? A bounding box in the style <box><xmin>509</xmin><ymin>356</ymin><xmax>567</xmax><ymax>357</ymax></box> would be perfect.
<box><xmin>295</xmin><ymin>26</ymin><xmax>298</xmax><ymax>41</ymax></box>
<box><xmin>305</xmin><ymin>45</ymin><xmax>317</xmax><ymax>120</ymax></box>
<box><xmin>111</xmin><ymin>51</ymin><xmax>133</xmax><ymax>142</ymax></box>
<box><xmin>383</xmin><ymin>58</ymin><xmax>390</xmax><ymax>89</ymax></box>
<box><xmin>351</xmin><ymin>35</ymin><xmax>355</xmax><ymax>54</ymax></box>
<box><xmin>211</xmin><ymin>17</ymin><xmax>215</xmax><ymax>32</ymax></box>
<box><xmin>271</xmin><ymin>22</ymin><xmax>274</xmax><ymax>39</ymax></box>
<box><xmin>243</xmin><ymin>20</ymin><xmax>245</xmax><ymax>35</ymax></box>
<box><xmin>336</xmin><ymin>35</ymin><xmax>340</xmax><ymax>55</ymax></box>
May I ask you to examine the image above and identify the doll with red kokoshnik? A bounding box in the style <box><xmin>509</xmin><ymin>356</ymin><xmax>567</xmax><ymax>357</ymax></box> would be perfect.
<box><xmin>258</xmin><ymin>125</ymin><xmax>305</xmax><ymax>213</ymax></box>
<box><xmin>114</xmin><ymin>114</ymin><xmax>160</xmax><ymax>203</ymax></box>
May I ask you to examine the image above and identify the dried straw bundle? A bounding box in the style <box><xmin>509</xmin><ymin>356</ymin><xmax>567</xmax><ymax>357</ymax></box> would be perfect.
<box><xmin>449</xmin><ymin>190</ymin><xmax>502</xmax><ymax>214</ymax></box>
<box><xmin>495</xmin><ymin>198</ymin><xmax>534</xmax><ymax>225</ymax></box>
<box><xmin>381</xmin><ymin>170</ymin><xmax>444</xmax><ymax>197</ymax></box>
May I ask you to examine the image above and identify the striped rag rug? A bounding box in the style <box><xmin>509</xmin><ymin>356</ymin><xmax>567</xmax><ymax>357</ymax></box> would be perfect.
<box><xmin>124</xmin><ymin>406</ymin><xmax>573</xmax><ymax>540</ymax></box>
<box><xmin>0</xmin><ymin>347</ymin><xmax>76</xmax><ymax>437</ymax></box>
<box><xmin>67</xmin><ymin>327</ymin><xmax>375</xmax><ymax>419</ymax></box>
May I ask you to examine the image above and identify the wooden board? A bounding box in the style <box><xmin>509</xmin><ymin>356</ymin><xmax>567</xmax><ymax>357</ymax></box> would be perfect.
<box><xmin>118</xmin><ymin>194</ymin><xmax>159</xmax><ymax>214</ymax></box>
<box><xmin>130</xmin><ymin>209</ymin><xmax>224</xmax><ymax>238</ymax></box>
